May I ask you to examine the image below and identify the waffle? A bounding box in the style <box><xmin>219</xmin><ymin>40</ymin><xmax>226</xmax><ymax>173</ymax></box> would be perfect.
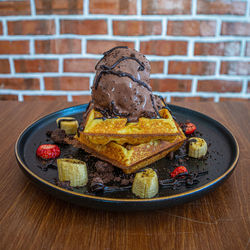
<box><xmin>66</xmin><ymin>125</ymin><xmax>186</xmax><ymax>174</ymax></box>
<box><xmin>83</xmin><ymin>108</ymin><xmax>181</xmax><ymax>145</ymax></box>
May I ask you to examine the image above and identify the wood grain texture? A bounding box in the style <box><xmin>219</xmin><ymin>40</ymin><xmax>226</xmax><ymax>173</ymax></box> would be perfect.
<box><xmin>0</xmin><ymin>101</ymin><xmax>249</xmax><ymax>250</ymax></box>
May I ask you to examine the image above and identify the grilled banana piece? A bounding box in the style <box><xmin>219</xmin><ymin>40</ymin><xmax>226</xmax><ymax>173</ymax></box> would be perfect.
<box><xmin>57</xmin><ymin>158</ymin><xmax>88</xmax><ymax>187</ymax></box>
<box><xmin>56</xmin><ymin>117</ymin><xmax>79</xmax><ymax>135</ymax></box>
<box><xmin>132</xmin><ymin>168</ymin><xmax>159</xmax><ymax>198</ymax></box>
<box><xmin>188</xmin><ymin>137</ymin><xmax>207</xmax><ymax>158</ymax></box>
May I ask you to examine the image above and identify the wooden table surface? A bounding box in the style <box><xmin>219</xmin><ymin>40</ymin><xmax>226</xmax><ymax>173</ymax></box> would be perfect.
<box><xmin>0</xmin><ymin>101</ymin><xmax>249</xmax><ymax>250</ymax></box>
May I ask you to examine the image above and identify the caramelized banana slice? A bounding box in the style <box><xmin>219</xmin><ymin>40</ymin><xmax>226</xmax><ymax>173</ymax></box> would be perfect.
<box><xmin>132</xmin><ymin>168</ymin><xmax>159</xmax><ymax>198</ymax></box>
<box><xmin>188</xmin><ymin>137</ymin><xmax>207</xmax><ymax>158</ymax></box>
<box><xmin>56</xmin><ymin>117</ymin><xmax>79</xmax><ymax>135</ymax></box>
<box><xmin>57</xmin><ymin>158</ymin><xmax>88</xmax><ymax>187</ymax></box>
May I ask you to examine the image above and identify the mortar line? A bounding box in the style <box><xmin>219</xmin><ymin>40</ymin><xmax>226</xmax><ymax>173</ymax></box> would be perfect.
<box><xmin>67</xmin><ymin>95</ymin><xmax>73</xmax><ymax>102</ymax></box>
<box><xmin>29</xmin><ymin>39</ymin><xmax>35</xmax><ymax>55</ymax></box>
<box><xmin>137</xmin><ymin>0</ymin><xmax>142</xmax><ymax>16</ymax></box>
<box><xmin>191</xmin><ymin>78</ymin><xmax>198</xmax><ymax>94</ymax></box>
<box><xmin>2</xmin><ymin>19</ymin><xmax>8</xmax><ymax>36</ymax></box>
<box><xmin>30</xmin><ymin>0</ymin><xmax>36</xmax><ymax>16</ymax></box>
<box><xmin>81</xmin><ymin>38</ymin><xmax>87</xmax><ymax>55</ymax></box>
<box><xmin>9</xmin><ymin>58</ymin><xmax>15</xmax><ymax>75</ymax></box>
<box><xmin>161</xmin><ymin>17</ymin><xmax>167</xmax><ymax>37</ymax></box>
<box><xmin>241</xmin><ymin>79</ymin><xmax>248</xmax><ymax>94</ymax></box>
<box><xmin>55</xmin><ymin>17</ymin><xmax>60</xmax><ymax>36</ymax></box>
<box><xmin>2</xmin><ymin>15</ymin><xmax>250</xmax><ymax>21</ymax></box>
<box><xmin>84</xmin><ymin>0</ymin><xmax>89</xmax><ymax>15</ymax></box>
<box><xmin>0</xmin><ymin>34</ymin><xmax>249</xmax><ymax>42</ymax></box>
<box><xmin>40</xmin><ymin>77</ymin><xmax>45</xmax><ymax>91</ymax></box>
<box><xmin>107</xmin><ymin>18</ymin><xmax>113</xmax><ymax>36</ymax></box>
<box><xmin>18</xmin><ymin>93</ymin><xmax>23</xmax><ymax>101</ymax></box>
<box><xmin>216</xmin><ymin>18</ymin><xmax>222</xmax><ymax>37</ymax></box>
<box><xmin>58</xmin><ymin>58</ymin><xmax>63</xmax><ymax>73</ymax></box>
<box><xmin>192</xmin><ymin>0</ymin><xmax>197</xmax><ymax>16</ymax></box>
<box><xmin>240</xmin><ymin>40</ymin><xmax>246</xmax><ymax>57</ymax></box>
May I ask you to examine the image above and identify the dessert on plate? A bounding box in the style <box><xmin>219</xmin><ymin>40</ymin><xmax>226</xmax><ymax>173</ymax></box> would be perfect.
<box><xmin>36</xmin><ymin>46</ymin><xmax>209</xmax><ymax>199</ymax></box>
<box><xmin>66</xmin><ymin>46</ymin><xmax>186</xmax><ymax>174</ymax></box>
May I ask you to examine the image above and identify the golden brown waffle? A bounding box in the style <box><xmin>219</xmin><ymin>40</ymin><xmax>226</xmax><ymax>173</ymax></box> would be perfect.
<box><xmin>66</xmin><ymin>128</ymin><xmax>186</xmax><ymax>174</ymax></box>
<box><xmin>83</xmin><ymin>108</ymin><xmax>181</xmax><ymax>145</ymax></box>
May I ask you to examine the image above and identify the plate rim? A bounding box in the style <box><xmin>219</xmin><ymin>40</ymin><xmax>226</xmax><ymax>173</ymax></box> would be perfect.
<box><xmin>15</xmin><ymin>104</ymin><xmax>240</xmax><ymax>203</ymax></box>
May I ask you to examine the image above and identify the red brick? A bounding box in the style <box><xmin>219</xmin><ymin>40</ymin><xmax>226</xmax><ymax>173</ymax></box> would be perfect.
<box><xmin>142</xmin><ymin>0</ymin><xmax>191</xmax><ymax>15</ymax></box>
<box><xmin>86</xmin><ymin>40</ymin><xmax>134</xmax><ymax>54</ymax></box>
<box><xmin>220</xmin><ymin>61</ymin><xmax>250</xmax><ymax>76</ymax></box>
<box><xmin>44</xmin><ymin>77</ymin><xmax>90</xmax><ymax>91</ymax></box>
<box><xmin>61</xmin><ymin>20</ymin><xmax>107</xmax><ymax>35</ymax></box>
<box><xmin>0</xmin><ymin>22</ymin><xmax>3</xmax><ymax>35</ymax></box>
<box><xmin>0</xmin><ymin>41</ymin><xmax>29</xmax><ymax>54</ymax></box>
<box><xmin>219</xmin><ymin>97</ymin><xmax>249</xmax><ymax>102</ymax></box>
<box><xmin>14</xmin><ymin>59</ymin><xmax>58</xmax><ymax>73</ymax></box>
<box><xmin>168</xmin><ymin>61</ymin><xmax>216</xmax><ymax>75</ymax></box>
<box><xmin>167</xmin><ymin>21</ymin><xmax>216</xmax><ymax>36</ymax></box>
<box><xmin>8</xmin><ymin>20</ymin><xmax>55</xmax><ymax>35</ymax></box>
<box><xmin>72</xmin><ymin>95</ymin><xmax>92</xmax><ymax>103</ymax></box>
<box><xmin>0</xmin><ymin>94</ymin><xmax>18</xmax><ymax>101</ymax></box>
<box><xmin>35</xmin><ymin>0</ymin><xmax>83</xmax><ymax>15</ymax></box>
<box><xmin>150</xmin><ymin>79</ymin><xmax>192</xmax><ymax>92</ymax></box>
<box><xmin>0</xmin><ymin>78</ymin><xmax>39</xmax><ymax>90</ymax></box>
<box><xmin>150</xmin><ymin>61</ymin><xmax>164</xmax><ymax>74</ymax></box>
<box><xmin>172</xmin><ymin>97</ymin><xmax>214</xmax><ymax>102</ymax></box>
<box><xmin>0</xmin><ymin>0</ymin><xmax>30</xmax><ymax>16</ymax></box>
<box><xmin>89</xmin><ymin>0</ymin><xmax>137</xmax><ymax>14</ymax></box>
<box><xmin>140</xmin><ymin>40</ymin><xmax>187</xmax><ymax>56</ymax></box>
<box><xmin>35</xmin><ymin>39</ymin><xmax>81</xmax><ymax>54</ymax></box>
<box><xmin>113</xmin><ymin>21</ymin><xmax>162</xmax><ymax>36</ymax></box>
<box><xmin>197</xmin><ymin>80</ymin><xmax>242</xmax><ymax>93</ymax></box>
<box><xmin>221</xmin><ymin>22</ymin><xmax>250</xmax><ymax>36</ymax></box>
<box><xmin>197</xmin><ymin>0</ymin><xmax>246</xmax><ymax>15</ymax></box>
<box><xmin>195</xmin><ymin>42</ymin><xmax>241</xmax><ymax>56</ymax></box>
<box><xmin>0</xmin><ymin>60</ymin><xmax>10</xmax><ymax>74</ymax></box>
<box><xmin>245</xmin><ymin>42</ymin><xmax>250</xmax><ymax>57</ymax></box>
<box><xmin>23</xmin><ymin>95</ymin><xmax>68</xmax><ymax>101</ymax></box>
<box><xmin>64</xmin><ymin>59</ymin><xmax>98</xmax><ymax>73</ymax></box>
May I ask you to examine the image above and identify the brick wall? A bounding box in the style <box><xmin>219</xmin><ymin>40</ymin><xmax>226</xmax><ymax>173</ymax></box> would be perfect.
<box><xmin>0</xmin><ymin>0</ymin><xmax>249</xmax><ymax>102</ymax></box>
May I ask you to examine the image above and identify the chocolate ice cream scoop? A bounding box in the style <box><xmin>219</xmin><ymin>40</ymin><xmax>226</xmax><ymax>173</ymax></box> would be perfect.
<box><xmin>91</xmin><ymin>46</ymin><xmax>163</xmax><ymax>122</ymax></box>
<box><xmin>95</xmin><ymin>46</ymin><xmax>151</xmax><ymax>84</ymax></box>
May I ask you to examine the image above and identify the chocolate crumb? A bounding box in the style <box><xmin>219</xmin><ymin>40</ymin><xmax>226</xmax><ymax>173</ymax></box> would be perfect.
<box><xmin>56</xmin><ymin>180</ymin><xmax>73</xmax><ymax>190</ymax></box>
<box><xmin>51</xmin><ymin>129</ymin><xmax>66</xmax><ymax>144</ymax></box>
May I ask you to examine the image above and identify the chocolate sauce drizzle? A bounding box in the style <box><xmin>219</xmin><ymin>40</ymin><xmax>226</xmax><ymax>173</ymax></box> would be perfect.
<box><xmin>77</xmin><ymin>124</ymin><xmax>84</xmax><ymax>137</ymax></box>
<box><xmin>159</xmin><ymin>171</ymin><xmax>208</xmax><ymax>189</ymax></box>
<box><xmin>100</xmin><ymin>56</ymin><xmax>145</xmax><ymax>71</ymax></box>
<box><xmin>94</xmin><ymin>70</ymin><xmax>151</xmax><ymax>91</ymax></box>
<box><xmin>103</xmin><ymin>46</ymin><xmax>128</xmax><ymax>56</ymax></box>
<box><xmin>90</xmin><ymin>183</ymin><xmax>132</xmax><ymax>194</ymax></box>
<box><xmin>95</xmin><ymin>46</ymin><xmax>129</xmax><ymax>70</ymax></box>
<box><xmin>158</xmin><ymin>95</ymin><xmax>176</xmax><ymax>120</ymax></box>
<box><xmin>159</xmin><ymin>95</ymin><xmax>167</xmax><ymax>108</ymax></box>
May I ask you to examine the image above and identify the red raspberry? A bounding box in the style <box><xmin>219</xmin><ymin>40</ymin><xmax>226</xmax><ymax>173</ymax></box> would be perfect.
<box><xmin>36</xmin><ymin>144</ymin><xmax>60</xmax><ymax>160</ymax></box>
<box><xmin>171</xmin><ymin>166</ymin><xmax>188</xmax><ymax>178</ymax></box>
<box><xmin>184</xmin><ymin>122</ymin><xmax>196</xmax><ymax>135</ymax></box>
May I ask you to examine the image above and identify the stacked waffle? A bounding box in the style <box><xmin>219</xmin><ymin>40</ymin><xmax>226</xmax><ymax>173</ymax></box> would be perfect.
<box><xmin>71</xmin><ymin>46</ymin><xmax>186</xmax><ymax>174</ymax></box>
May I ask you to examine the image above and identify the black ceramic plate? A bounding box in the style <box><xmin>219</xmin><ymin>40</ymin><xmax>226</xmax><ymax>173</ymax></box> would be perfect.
<box><xmin>15</xmin><ymin>104</ymin><xmax>239</xmax><ymax>211</ymax></box>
